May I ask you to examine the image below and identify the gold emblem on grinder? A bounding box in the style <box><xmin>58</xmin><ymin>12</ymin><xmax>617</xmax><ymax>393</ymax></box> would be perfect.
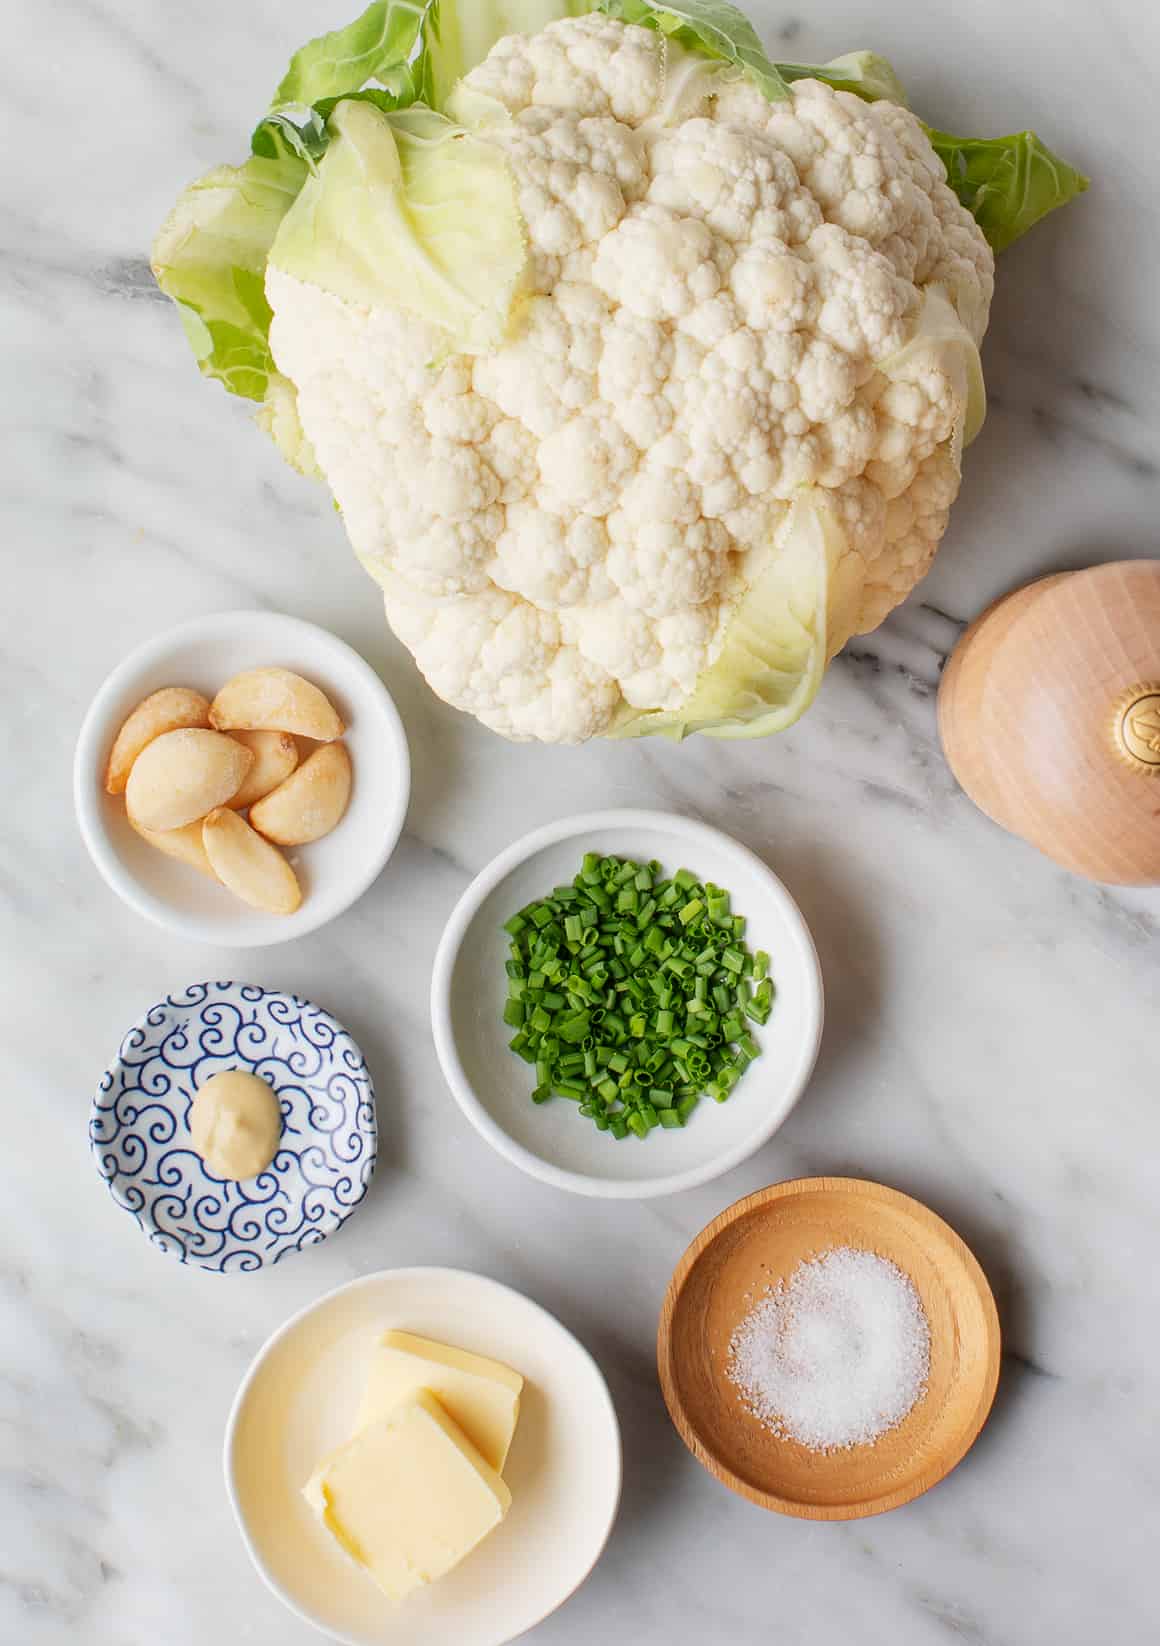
<box><xmin>1112</xmin><ymin>683</ymin><xmax>1160</xmax><ymax>773</ymax></box>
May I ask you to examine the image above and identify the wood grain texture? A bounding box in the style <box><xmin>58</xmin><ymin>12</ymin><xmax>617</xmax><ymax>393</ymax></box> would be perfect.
<box><xmin>938</xmin><ymin>562</ymin><xmax>1160</xmax><ymax>884</ymax></box>
<box><xmin>937</xmin><ymin>575</ymin><xmax>1068</xmax><ymax>829</ymax></box>
<box><xmin>656</xmin><ymin>1178</ymin><xmax>1000</xmax><ymax>1521</ymax></box>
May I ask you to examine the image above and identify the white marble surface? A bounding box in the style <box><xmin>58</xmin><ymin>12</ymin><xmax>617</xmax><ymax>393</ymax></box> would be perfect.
<box><xmin>5</xmin><ymin>1</ymin><xmax>1160</xmax><ymax>1641</ymax></box>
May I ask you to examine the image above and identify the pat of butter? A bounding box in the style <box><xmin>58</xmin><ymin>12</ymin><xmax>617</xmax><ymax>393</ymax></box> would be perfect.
<box><xmin>356</xmin><ymin>1330</ymin><xmax>523</xmax><ymax>1473</ymax></box>
<box><xmin>305</xmin><ymin>1391</ymin><xmax>511</xmax><ymax>1602</ymax></box>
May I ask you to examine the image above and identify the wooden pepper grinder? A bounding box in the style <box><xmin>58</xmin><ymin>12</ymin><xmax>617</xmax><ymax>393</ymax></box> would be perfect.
<box><xmin>938</xmin><ymin>561</ymin><xmax>1160</xmax><ymax>885</ymax></box>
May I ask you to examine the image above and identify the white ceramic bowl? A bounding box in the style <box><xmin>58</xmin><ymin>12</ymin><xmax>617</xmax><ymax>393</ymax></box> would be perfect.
<box><xmin>225</xmin><ymin>1267</ymin><xmax>621</xmax><ymax>1646</ymax></box>
<box><xmin>74</xmin><ymin>611</ymin><xmax>409</xmax><ymax>946</ymax></box>
<box><xmin>431</xmin><ymin>811</ymin><xmax>823</xmax><ymax>1199</ymax></box>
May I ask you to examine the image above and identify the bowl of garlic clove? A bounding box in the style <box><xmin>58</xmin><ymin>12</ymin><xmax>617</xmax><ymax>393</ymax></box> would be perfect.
<box><xmin>74</xmin><ymin>611</ymin><xmax>410</xmax><ymax>946</ymax></box>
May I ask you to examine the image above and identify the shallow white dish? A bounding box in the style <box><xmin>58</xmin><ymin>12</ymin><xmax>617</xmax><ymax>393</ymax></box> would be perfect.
<box><xmin>225</xmin><ymin>1267</ymin><xmax>621</xmax><ymax>1646</ymax></box>
<box><xmin>74</xmin><ymin>610</ymin><xmax>409</xmax><ymax>946</ymax></box>
<box><xmin>431</xmin><ymin>810</ymin><xmax>823</xmax><ymax>1199</ymax></box>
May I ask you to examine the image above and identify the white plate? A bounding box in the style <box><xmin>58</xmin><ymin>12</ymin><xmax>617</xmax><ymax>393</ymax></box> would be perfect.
<box><xmin>74</xmin><ymin>611</ymin><xmax>409</xmax><ymax>946</ymax></box>
<box><xmin>225</xmin><ymin>1268</ymin><xmax>621</xmax><ymax>1646</ymax></box>
<box><xmin>431</xmin><ymin>811</ymin><xmax>824</xmax><ymax>1199</ymax></box>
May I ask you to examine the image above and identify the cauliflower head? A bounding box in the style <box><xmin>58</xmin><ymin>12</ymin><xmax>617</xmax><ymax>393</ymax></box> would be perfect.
<box><xmin>267</xmin><ymin>16</ymin><xmax>993</xmax><ymax>743</ymax></box>
<box><xmin>154</xmin><ymin>0</ymin><xmax>1088</xmax><ymax>744</ymax></box>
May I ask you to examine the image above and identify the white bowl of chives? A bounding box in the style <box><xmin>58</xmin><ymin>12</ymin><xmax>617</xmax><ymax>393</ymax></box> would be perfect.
<box><xmin>431</xmin><ymin>811</ymin><xmax>824</xmax><ymax>1200</ymax></box>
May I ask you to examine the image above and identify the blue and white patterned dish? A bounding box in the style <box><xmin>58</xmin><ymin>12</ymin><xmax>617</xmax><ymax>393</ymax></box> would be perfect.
<box><xmin>91</xmin><ymin>982</ymin><xmax>377</xmax><ymax>1273</ymax></box>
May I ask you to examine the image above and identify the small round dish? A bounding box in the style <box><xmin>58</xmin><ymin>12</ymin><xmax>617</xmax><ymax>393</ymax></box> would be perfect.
<box><xmin>657</xmin><ymin>1177</ymin><xmax>1001</xmax><ymax>1520</ymax></box>
<box><xmin>90</xmin><ymin>982</ymin><xmax>377</xmax><ymax>1272</ymax></box>
<box><xmin>74</xmin><ymin>610</ymin><xmax>410</xmax><ymax>946</ymax></box>
<box><xmin>225</xmin><ymin>1267</ymin><xmax>622</xmax><ymax>1646</ymax></box>
<box><xmin>431</xmin><ymin>810</ymin><xmax>823</xmax><ymax>1199</ymax></box>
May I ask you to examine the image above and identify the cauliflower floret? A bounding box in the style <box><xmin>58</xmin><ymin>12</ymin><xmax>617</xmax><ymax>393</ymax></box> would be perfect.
<box><xmin>535</xmin><ymin>404</ymin><xmax>638</xmax><ymax>515</ymax></box>
<box><xmin>381</xmin><ymin>572</ymin><xmax>621</xmax><ymax>741</ymax></box>
<box><xmin>648</xmin><ymin>116</ymin><xmax>821</xmax><ymax>245</ymax></box>
<box><xmin>465</xmin><ymin>12</ymin><xmax>668</xmax><ymax>124</ymax></box>
<box><xmin>860</xmin><ymin>443</ymin><xmax>963</xmax><ymax>630</ymax></box>
<box><xmin>268</xmin><ymin>16</ymin><xmax>993</xmax><ymax>742</ymax></box>
<box><xmin>596</xmin><ymin>309</ymin><xmax>674</xmax><ymax>445</ymax></box>
<box><xmin>493</xmin><ymin>503</ymin><xmax>615</xmax><ymax>607</ymax></box>
<box><xmin>500</xmin><ymin>109</ymin><xmax>648</xmax><ymax>290</ymax></box>
<box><xmin>473</xmin><ymin>286</ymin><xmax>605</xmax><ymax>437</ymax></box>
<box><xmin>606</xmin><ymin>469</ymin><xmax>735</xmax><ymax>616</ymax></box>
<box><xmin>592</xmin><ymin>204</ymin><xmax>723</xmax><ymax>321</ymax></box>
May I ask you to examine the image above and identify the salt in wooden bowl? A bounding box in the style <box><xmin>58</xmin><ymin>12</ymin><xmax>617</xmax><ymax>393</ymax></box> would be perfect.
<box><xmin>657</xmin><ymin>1177</ymin><xmax>1000</xmax><ymax>1520</ymax></box>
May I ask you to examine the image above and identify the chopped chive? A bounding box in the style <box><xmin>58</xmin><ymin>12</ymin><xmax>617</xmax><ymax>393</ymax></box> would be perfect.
<box><xmin>558</xmin><ymin>1012</ymin><xmax>590</xmax><ymax>1043</ymax></box>
<box><xmin>504</xmin><ymin>852</ymin><xmax>772</xmax><ymax>1143</ymax></box>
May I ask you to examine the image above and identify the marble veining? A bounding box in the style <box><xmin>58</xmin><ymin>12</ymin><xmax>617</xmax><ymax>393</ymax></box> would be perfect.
<box><xmin>5</xmin><ymin>0</ymin><xmax>1160</xmax><ymax>1641</ymax></box>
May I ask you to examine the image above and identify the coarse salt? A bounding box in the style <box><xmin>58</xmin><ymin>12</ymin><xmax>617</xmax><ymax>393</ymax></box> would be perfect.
<box><xmin>727</xmin><ymin>1247</ymin><xmax>930</xmax><ymax>1451</ymax></box>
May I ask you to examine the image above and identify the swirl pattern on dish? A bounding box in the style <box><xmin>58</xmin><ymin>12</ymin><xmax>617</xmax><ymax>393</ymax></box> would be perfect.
<box><xmin>91</xmin><ymin>981</ymin><xmax>376</xmax><ymax>1272</ymax></box>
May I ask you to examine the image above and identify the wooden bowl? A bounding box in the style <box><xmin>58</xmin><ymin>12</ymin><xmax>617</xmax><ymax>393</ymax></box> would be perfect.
<box><xmin>938</xmin><ymin>561</ymin><xmax>1160</xmax><ymax>884</ymax></box>
<box><xmin>936</xmin><ymin>574</ymin><xmax>1069</xmax><ymax>828</ymax></box>
<box><xmin>657</xmin><ymin>1178</ymin><xmax>1000</xmax><ymax>1521</ymax></box>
